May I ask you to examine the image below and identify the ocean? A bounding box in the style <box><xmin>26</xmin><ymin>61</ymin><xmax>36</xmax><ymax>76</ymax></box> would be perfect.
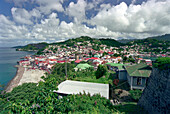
<box><xmin>0</xmin><ymin>47</ymin><xmax>34</xmax><ymax>87</ymax></box>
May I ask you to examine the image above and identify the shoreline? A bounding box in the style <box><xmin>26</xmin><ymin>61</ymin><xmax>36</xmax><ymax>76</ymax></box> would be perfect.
<box><xmin>4</xmin><ymin>65</ymin><xmax>25</xmax><ymax>93</ymax></box>
<box><xmin>3</xmin><ymin>65</ymin><xmax>45</xmax><ymax>93</ymax></box>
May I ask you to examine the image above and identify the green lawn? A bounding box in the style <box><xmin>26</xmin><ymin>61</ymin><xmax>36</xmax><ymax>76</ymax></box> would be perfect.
<box><xmin>70</xmin><ymin>72</ymin><xmax>113</xmax><ymax>84</ymax></box>
<box><xmin>113</xmin><ymin>102</ymin><xmax>148</xmax><ymax>114</ymax></box>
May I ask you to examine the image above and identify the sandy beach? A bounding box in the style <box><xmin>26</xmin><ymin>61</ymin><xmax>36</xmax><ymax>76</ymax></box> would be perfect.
<box><xmin>5</xmin><ymin>65</ymin><xmax>24</xmax><ymax>93</ymax></box>
<box><xmin>4</xmin><ymin>65</ymin><xmax>45</xmax><ymax>93</ymax></box>
<box><xmin>18</xmin><ymin>68</ymin><xmax>45</xmax><ymax>85</ymax></box>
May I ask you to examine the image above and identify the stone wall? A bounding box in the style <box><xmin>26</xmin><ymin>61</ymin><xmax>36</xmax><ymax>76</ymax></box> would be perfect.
<box><xmin>138</xmin><ymin>68</ymin><xmax>170</xmax><ymax>114</ymax></box>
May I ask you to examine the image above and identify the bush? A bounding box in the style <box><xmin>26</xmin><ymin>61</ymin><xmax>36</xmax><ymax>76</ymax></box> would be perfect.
<box><xmin>153</xmin><ymin>57</ymin><xmax>170</xmax><ymax>70</ymax></box>
<box><xmin>4</xmin><ymin>83</ymin><xmax>38</xmax><ymax>102</ymax></box>
<box><xmin>129</xmin><ymin>90</ymin><xmax>143</xmax><ymax>102</ymax></box>
<box><xmin>95</xmin><ymin>65</ymin><xmax>107</xmax><ymax>79</ymax></box>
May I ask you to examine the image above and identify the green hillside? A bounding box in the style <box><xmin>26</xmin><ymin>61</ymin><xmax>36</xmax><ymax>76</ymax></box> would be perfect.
<box><xmin>16</xmin><ymin>42</ymin><xmax>48</xmax><ymax>51</ymax></box>
<box><xmin>52</xmin><ymin>36</ymin><xmax>124</xmax><ymax>47</ymax></box>
<box><xmin>127</xmin><ymin>38</ymin><xmax>169</xmax><ymax>48</ymax></box>
<box><xmin>16</xmin><ymin>36</ymin><xmax>124</xmax><ymax>52</ymax></box>
<box><xmin>118</xmin><ymin>34</ymin><xmax>170</xmax><ymax>44</ymax></box>
<box><xmin>100</xmin><ymin>38</ymin><xmax>124</xmax><ymax>47</ymax></box>
<box><xmin>148</xmin><ymin>34</ymin><xmax>170</xmax><ymax>41</ymax></box>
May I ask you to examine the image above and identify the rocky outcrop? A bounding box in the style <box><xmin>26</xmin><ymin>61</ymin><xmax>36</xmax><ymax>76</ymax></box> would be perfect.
<box><xmin>138</xmin><ymin>68</ymin><xmax>170</xmax><ymax>114</ymax></box>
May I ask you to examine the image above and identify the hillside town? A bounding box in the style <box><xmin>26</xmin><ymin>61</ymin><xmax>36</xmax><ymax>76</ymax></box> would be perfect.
<box><xmin>18</xmin><ymin>38</ymin><xmax>169</xmax><ymax>91</ymax></box>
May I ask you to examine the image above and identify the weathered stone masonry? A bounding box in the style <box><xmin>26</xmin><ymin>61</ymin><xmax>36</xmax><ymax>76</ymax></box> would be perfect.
<box><xmin>138</xmin><ymin>68</ymin><xmax>170</xmax><ymax>114</ymax></box>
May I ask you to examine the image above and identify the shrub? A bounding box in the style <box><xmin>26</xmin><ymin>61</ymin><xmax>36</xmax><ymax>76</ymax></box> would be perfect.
<box><xmin>129</xmin><ymin>90</ymin><xmax>143</xmax><ymax>102</ymax></box>
<box><xmin>95</xmin><ymin>65</ymin><xmax>107</xmax><ymax>79</ymax></box>
<box><xmin>153</xmin><ymin>57</ymin><xmax>170</xmax><ymax>70</ymax></box>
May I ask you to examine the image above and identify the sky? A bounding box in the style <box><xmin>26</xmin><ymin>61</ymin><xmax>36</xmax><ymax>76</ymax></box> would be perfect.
<box><xmin>0</xmin><ymin>0</ymin><xmax>170</xmax><ymax>46</ymax></box>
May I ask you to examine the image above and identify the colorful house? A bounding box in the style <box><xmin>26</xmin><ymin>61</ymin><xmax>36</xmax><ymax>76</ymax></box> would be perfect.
<box><xmin>74</xmin><ymin>63</ymin><xmax>93</xmax><ymax>71</ymax></box>
<box><xmin>125</xmin><ymin>63</ymin><xmax>152</xmax><ymax>90</ymax></box>
<box><xmin>106</xmin><ymin>63</ymin><xmax>128</xmax><ymax>80</ymax></box>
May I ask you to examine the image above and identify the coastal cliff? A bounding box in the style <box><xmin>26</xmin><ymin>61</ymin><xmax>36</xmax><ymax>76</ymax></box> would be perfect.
<box><xmin>138</xmin><ymin>68</ymin><xmax>170</xmax><ymax>113</ymax></box>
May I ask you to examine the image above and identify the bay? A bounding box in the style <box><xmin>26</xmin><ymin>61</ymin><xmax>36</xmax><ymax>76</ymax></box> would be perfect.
<box><xmin>0</xmin><ymin>47</ymin><xmax>34</xmax><ymax>87</ymax></box>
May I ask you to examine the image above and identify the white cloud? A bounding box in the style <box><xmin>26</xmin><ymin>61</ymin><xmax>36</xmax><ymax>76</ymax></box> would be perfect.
<box><xmin>35</xmin><ymin>0</ymin><xmax>64</xmax><ymax>14</ymax></box>
<box><xmin>11</xmin><ymin>7</ymin><xmax>42</xmax><ymax>25</ymax></box>
<box><xmin>1</xmin><ymin>0</ymin><xmax>170</xmax><ymax>46</ymax></box>
<box><xmin>66</xmin><ymin>0</ymin><xmax>87</xmax><ymax>23</ymax></box>
<box><xmin>90</xmin><ymin>0</ymin><xmax>170</xmax><ymax>35</ymax></box>
<box><xmin>6</xmin><ymin>0</ymin><xmax>34</xmax><ymax>7</ymax></box>
<box><xmin>0</xmin><ymin>14</ymin><xmax>29</xmax><ymax>43</ymax></box>
<box><xmin>7</xmin><ymin>0</ymin><xmax>64</xmax><ymax>15</ymax></box>
<box><xmin>11</xmin><ymin>8</ymin><xmax>33</xmax><ymax>25</ymax></box>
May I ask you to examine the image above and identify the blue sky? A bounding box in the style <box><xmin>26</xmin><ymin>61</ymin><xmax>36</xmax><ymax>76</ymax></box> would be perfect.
<box><xmin>0</xmin><ymin>0</ymin><xmax>170</xmax><ymax>46</ymax></box>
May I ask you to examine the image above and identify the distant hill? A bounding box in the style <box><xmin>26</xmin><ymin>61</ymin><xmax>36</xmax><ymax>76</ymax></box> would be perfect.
<box><xmin>15</xmin><ymin>34</ymin><xmax>170</xmax><ymax>51</ymax></box>
<box><xmin>15</xmin><ymin>36</ymin><xmax>124</xmax><ymax>51</ymax></box>
<box><xmin>99</xmin><ymin>38</ymin><xmax>124</xmax><ymax>47</ymax></box>
<box><xmin>117</xmin><ymin>39</ymin><xmax>138</xmax><ymax>44</ymax></box>
<box><xmin>147</xmin><ymin>34</ymin><xmax>170</xmax><ymax>41</ymax></box>
<box><xmin>12</xmin><ymin>46</ymin><xmax>25</xmax><ymax>48</ymax></box>
<box><xmin>127</xmin><ymin>38</ymin><xmax>169</xmax><ymax>49</ymax></box>
<box><xmin>52</xmin><ymin>36</ymin><xmax>124</xmax><ymax>47</ymax></box>
<box><xmin>15</xmin><ymin>42</ymin><xmax>48</xmax><ymax>51</ymax></box>
<box><xmin>118</xmin><ymin>34</ymin><xmax>170</xmax><ymax>44</ymax></box>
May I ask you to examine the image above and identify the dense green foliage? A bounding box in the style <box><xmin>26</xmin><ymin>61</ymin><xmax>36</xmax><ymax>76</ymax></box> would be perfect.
<box><xmin>0</xmin><ymin>63</ymin><xmax>115</xmax><ymax>113</ymax></box>
<box><xmin>100</xmin><ymin>38</ymin><xmax>124</xmax><ymax>47</ymax></box>
<box><xmin>5</xmin><ymin>83</ymin><xmax>38</xmax><ymax>102</ymax></box>
<box><xmin>114</xmin><ymin>102</ymin><xmax>148</xmax><ymax>113</ymax></box>
<box><xmin>128</xmin><ymin>38</ymin><xmax>169</xmax><ymax>49</ymax></box>
<box><xmin>95</xmin><ymin>65</ymin><xmax>108</xmax><ymax>79</ymax></box>
<box><xmin>16</xmin><ymin>44</ymin><xmax>38</xmax><ymax>51</ymax></box>
<box><xmin>123</xmin><ymin>56</ymin><xmax>135</xmax><ymax>63</ymax></box>
<box><xmin>0</xmin><ymin>83</ymin><xmax>38</xmax><ymax>112</ymax></box>
<box><xmin>50</xmin><ymin>93</ymin><xmax>115</xmax><ymax>113</ymax></box>
<box><xmin>153</xmin><ymin>57</ymin><xmax>170</xmax><ymax>70</ymax></box>
<box><xmin>128</xmin><ymin>38</ymin><xmax>168</xmax><ymax>47</ymax></box>
<box><xmin>126</xmin><ymin>38</ymin><xmax>169</xmax><ymax>54</ymax></box>
<box><xmin>129</xmin><ymin>90</ymin><xmax>143</xmax><ymax>102</ymax></box>
<box><xmin>0</xmin><ymin>62</ymin><xmax>148</xmax><ymax>113</ymax></box>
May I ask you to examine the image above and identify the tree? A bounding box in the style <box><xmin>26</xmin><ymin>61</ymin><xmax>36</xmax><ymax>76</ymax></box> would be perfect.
<box><xmin>102</xmin><ymin>52</ymin><xmax>108</xmax><ymax>57</ymax></box>
<box><xmin>89</xmin><ymin>51</ymin><xmax>92</xmax><ymax>57</ymax></box>
<box><xmin>113</xmin><ymin>53</ymin><xmax>120</xmax><ymax>57</ymax></box>
<box><xmin>95</xmin><ymin>65</ymin><xmax>107</xmax><ymax>79</ymax></box>
<box><xmin>129</xmin><ymin>90</ymin><xmax>143</xmax><ymax>102</ymax></box>
<box><xmin>123</xmin><ymin>56</ymin><xmax>128</xmax><ymax>63</ymax></box>
<box><xmin>129</xmin><ymin>58</ymin><xmax>135</xmax><ymax>63</ymax></box>
<box><xmin>128</xmin><ymin>56</ymin><xmax>135</xmax><ymax>63</ymax></box>
<box><xmin>153</xmin><ymin>57</ymin><xmax>170</xmax><ymax>70</ymax></box>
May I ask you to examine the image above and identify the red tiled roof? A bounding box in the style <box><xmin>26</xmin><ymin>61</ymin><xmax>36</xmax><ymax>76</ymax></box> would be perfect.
<box><xmin>49</xmin><ymin>59</ymin><xmax>57</xmax><ymax>61</ymax></box>
<box><xmin>90</xmin><ymin>57</ymin><xmax>99</xmax><ymax>60</ymax></box>
<box><xmin>39</xmin><ymin>61</ymin><xmax>47</xmax><ymax>63</ymax></box>
<box><xmin>85</xmin><ymin>58</ymin><xmax>90</xmax><ymax>60</ymax></box>
<box><xmin>108</xmin><ymin>52</ymin><xmax>114</xmax><ymax>54</ymax></box>
<box><xmin>161</xmin><ymin>54</ymin><xmax>166</xmax><ymax>57</ymax></box>
<box><xmin>75</xmin><ymin>60</ymin><xmax>82</xmax><ymax>63</ymax></box>
<box><xmin>98</xmin><ymin>51</ymin><xmax>104</xmax><ymax>53</ymax></box>
<box><xmin>57</xmin><ymin>60</ymin><xmax>65</xmax><ymax>63</ymax></box>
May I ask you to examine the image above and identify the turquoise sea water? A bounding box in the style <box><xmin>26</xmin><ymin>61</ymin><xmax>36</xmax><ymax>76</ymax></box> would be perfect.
<box><xmin>0</xmin><ymin>47</ymin><xmax>34</xmax><ymax>87</ymax></box>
